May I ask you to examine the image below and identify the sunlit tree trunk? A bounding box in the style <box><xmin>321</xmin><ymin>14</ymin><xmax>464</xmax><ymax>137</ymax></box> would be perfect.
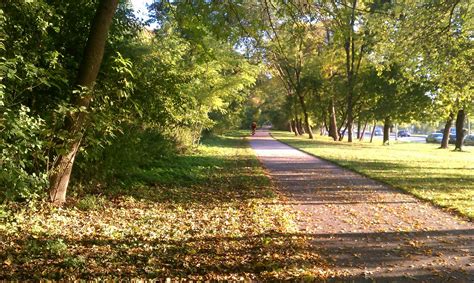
<box><xmin>328</xmin><ymin>98</ymin><xmax>339</xmax><ymax>141</ymax></box>
<box><xmin>49</xmin><ymin>0</ymin><xmax>119</xmax><ymax>205</ymax></box>
<box><xmin>344</xmin><ymin>0</ymin><xmax>357</xmax><ymax>143</ymax></box>
<box><xmin>356</xmin><ymin>119</ymin><xmax>362</xmax><ymax>139</ymax></box>
<box><xmin>346</xmin><ymin>89</ymin><xmax>354</xmax><ymax>142</ymax></box>
<box><xmin>440</xmin><ymin>112</ymin><xmax>454</xmax><ymax>149</ymax></box>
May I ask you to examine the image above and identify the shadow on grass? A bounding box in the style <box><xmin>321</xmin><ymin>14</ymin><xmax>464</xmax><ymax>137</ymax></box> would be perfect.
<box><xmin>312</xmin><ymin>159</ymin><xmax>474</xmax><ymax>194</ymax></box>
<box><xmin>3</xmin><ymin>229</ymin><xmax>472</xmax><ymax>281</ymax></box>
<box><xmin>75</xmin><ymin>134</ymin><xmax>274</xmax><ymax>205</ymax></box>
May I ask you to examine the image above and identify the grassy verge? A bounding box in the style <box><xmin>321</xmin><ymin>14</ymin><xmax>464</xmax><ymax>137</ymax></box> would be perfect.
<box><xmin>0</xmin><ymin>132</ymin><xmax>335</xmax><ymax>280</ymax></box>
<box><xmin>271</xmin><ymin>131</ymin><xmax>474</xmax><ymax>220</ymax></box>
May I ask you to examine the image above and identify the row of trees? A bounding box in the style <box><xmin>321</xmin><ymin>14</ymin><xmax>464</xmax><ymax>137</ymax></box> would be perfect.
<box><xmin>236</xmin><ymin>0</ymin><xmax>472</xmax><ymax>148</ymax></box>
<box><xmin>1</xmin><ymin>0</ymin><xmax>472</xmax><ymax>205</ymax></box>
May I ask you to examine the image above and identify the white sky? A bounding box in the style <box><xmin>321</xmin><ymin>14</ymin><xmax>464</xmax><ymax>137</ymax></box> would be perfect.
<box><xmin>130</xmin><ymin>0</ymin><xmax>153</xmax><ymax>22</ymax></box>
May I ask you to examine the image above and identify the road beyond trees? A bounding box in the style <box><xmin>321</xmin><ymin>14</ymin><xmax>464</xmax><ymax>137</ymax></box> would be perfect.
<box><xmin>250</xmin><ymin>130</ymin><xmax>473</xmax><ymax>281</ymax></box>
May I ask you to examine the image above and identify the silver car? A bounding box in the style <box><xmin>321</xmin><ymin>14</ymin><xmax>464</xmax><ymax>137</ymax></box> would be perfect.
<box><xmin>464</xmin><ymin>134</ymin><xmax>474</xmax><ymax>146</ymax></box>
<box><xmin>426</xmin><ymin>133</ymin><xmax>443</xmax><ymax>143</ymax></box>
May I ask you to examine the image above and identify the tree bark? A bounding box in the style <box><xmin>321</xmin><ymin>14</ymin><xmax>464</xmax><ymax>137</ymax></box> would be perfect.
<box><xmin>454</xmin><ymin>109</ymin><xmax>466</xmax><ymax>151</ymax></box>
<box><xmin>356</xmin><ymin>119</ymin><xmax>362</xmax><ymax>139</ymax></box>
<box><xmin>370</xmin><ymin>120</ymin><xmax>376</xmax><ymax>143</ymax></box>
<box><xmin>293</xmin><ymin>100</ymin><xmax>302</xmax><ymax>136</ymax></box>
<box><xmin>297</xmin><ymin>118</ymin><xmax>305</xmax><ymax>135</ymax></box>
<box><xmin>346</xmin><ymin>91</ymin><xmax>354</xmax><ymax>142</ymax></box>
<box><xmin>344</xmin><ymin>0</ymin><xmax>357</xmax><ymax>143</ymax></box>
<box><xmin>328</xmin><ymin>98</ymin><xmax>339</xmax><ymax>141</ymax></box>
<box><xmin>383</xmin><ymin>116</ymin><xmax>391</xmax><ymax>145</ymax></box>
<box><xmin>297</xmin><ymin>93</ymin><xmax>313</xmax><ymax>139</ymax></box>
<box><xmin>440</xmin><ymin>112</ymin><xmax>454</xmax><ymax>149</ymax></box>
<box><xmin>359</xmin><ymin>120</ymin><xmax>368</xmax><ymax>141</ymax></box>
<box><xmin>49</xmin><ymin>0</ymin><xmax>119</xmax><ymax>205</ymax></box>
<box><xmin>291</xmin><ymin>119</ymin><xmax>298</xmax><ymax>136</ymax></box>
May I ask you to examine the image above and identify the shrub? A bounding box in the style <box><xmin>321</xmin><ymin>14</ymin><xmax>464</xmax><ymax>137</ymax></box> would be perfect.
<box><xmin>0</xmin><ymin>106</ymin><xmax>49</xmax><ymax>202</ymax></box>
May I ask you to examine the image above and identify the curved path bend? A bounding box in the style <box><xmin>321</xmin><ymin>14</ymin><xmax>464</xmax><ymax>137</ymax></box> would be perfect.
<box><xmin>249</xmin><ymin>130</ymin><xmax>473</xmax><ymax>282</ymax></box>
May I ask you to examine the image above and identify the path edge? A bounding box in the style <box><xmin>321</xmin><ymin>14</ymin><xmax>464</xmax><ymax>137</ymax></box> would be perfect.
<box><xmin>242</xmin><ymin>135</ymin><xmax>296</xmax><ymax>205</ymax></box>
<box><xmin>268</xmin><ymin>131</ymin><xmax>473</xmax><ymax>223</ymax></box>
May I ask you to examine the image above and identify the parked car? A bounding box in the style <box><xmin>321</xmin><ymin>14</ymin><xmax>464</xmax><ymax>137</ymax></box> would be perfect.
<box><xmin>397</xmin><ymin>130</ymin><xmax>411</xmax><ymax>137</ymax></box>
<box><xmin>426</xmin><ymin>133</ymin><xmax>443</xmax><ymax>143</ymax></box>
<box><xmin>464</xmin><ymin>134</ymin><xmax>474</xmax><ymax>146</ymax></box>
<box><xmin>374</xmin><ymin>128</ymin><xmax>383</xmax><ymax>136</ymax></box>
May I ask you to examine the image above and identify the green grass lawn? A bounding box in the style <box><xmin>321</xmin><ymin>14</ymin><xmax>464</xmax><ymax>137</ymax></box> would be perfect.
<box><xmin>0</xmin><ymin>132</ymin><xmax>335</xmax><ymax>280</ymax></box>
<box><xmin>271</xmin><ymin>131</ymin><xmax>474</xmax><ymax>220</ymax></box>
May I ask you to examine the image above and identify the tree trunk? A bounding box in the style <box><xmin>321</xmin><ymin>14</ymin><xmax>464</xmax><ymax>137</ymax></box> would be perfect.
<box><xmin>328</xmin><ymin>98</ymin><xmax>339</xmax><ymax>141</ymax></box>
<box><xmin>321</xmin><ymin>111</ymin><xmax>328</xmax><ymax>135</ymax></box>
<box><xmin>454</xmin><ymin>109</ymin><xmax>466</xmax><ymax>151</ymax></box>
<box><xmin>339</xmin><ymin>126</ymin><xmax>347</xmax><ymax>141</ymax></box>
<box><xmin>356</xmin><ymin>119</ymin><xmax>361</xmax><ymax>140</ymax></box>
<box><xmin>297</xmin><ymin>118</ymin><xmax>305</xmax><ymax>135</ymax></box>
<box><xmin>370</xmin><ymin>120</ymin><xmax>376</xmax><ymax>143</ymax></box>
<box><xmin>297</xmin><ymin>93</ymin><xmax>313</xmax><ymax>139</ymax></box>
<box><xmin>346</xmin><ymin>99</ymin><xmax>354</xmax><ymax>142</ymax></box>
<box><xmin>344</xmin><ymin>1</ymin><xmax>356</xmax><ymax>143</ymax></box>
<box><xmin>293</xmin><ymin>102</ymin><xmax>302</xmax><ymax>135</ymax></box>
<box><xmin>321</xmin><ymin>122</ymin><xmax>327</xmax><ymax>136</ymax></box>
<box><xmin>359</xmin><ymin>120</ymin><xmax>368</xmax><ymax>141</ymax></box>
<box><xmin>440</xmin><ymin>112</ymin><xmax>454</xmax><ymax>149</ymax></box>
<box><xmin>383</xmin><ymin>116</ymin><xmax>391</xmax><ymax>145</ymax></box>
<box><xmin>291</xmin><ymin>119</ymin><xmax>298</xmax><ymax>136</ymax></box>
<box><xmin>49</xmin><ymin>0</ymin><xmax>119</xmax><ymax>205</ymax></box>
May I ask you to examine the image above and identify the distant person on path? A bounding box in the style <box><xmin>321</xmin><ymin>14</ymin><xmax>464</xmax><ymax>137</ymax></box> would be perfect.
<box><xmin>251</xmin><ymin>121</ymin><xmax>257</xmax><ymax>135</ymax></box>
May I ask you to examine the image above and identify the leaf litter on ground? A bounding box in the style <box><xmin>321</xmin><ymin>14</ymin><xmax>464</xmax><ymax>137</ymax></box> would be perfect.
<box><xmin>0</xmin><ymin>133</ymin><xmax>339</xmax><ymax>280</ymax></box>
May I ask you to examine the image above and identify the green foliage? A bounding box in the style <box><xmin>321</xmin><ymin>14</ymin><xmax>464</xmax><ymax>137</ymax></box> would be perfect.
<box><xmin>76</xmin><ymin>195</ymin><xmax>106</xmax><ymax>211</ymax></box>
<box><xmin>0</xmin><ymin>106</ymin><xmax>48</xmax><ymax>202</ymax></box>
<box><xmin>45</xmin><ymin>239</ymin><xmax>68</xmax><ymax>257</ymax></box>
<box><xmin>61</xmin><ymin>255</ymin><xmax>86</xmax><ymax>270</ymax></box>
<box><xmin>73</xmin><ymin>127</ymin><xmax>176</xmax><ymax>190</ymax></box>
<box><xmin>1</xmin><ymin>0</ymin><xmax>259</xmax><ymax>202</ymax></box>
<box><xmin>1</xmin><ymin>0</ymin><xmax>471</xmax><ymax>208</ymax></box>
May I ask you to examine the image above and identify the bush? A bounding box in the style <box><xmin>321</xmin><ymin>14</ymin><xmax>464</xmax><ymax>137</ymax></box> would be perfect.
<box><xmin>0</xmin><ymin>106</ymin><xmax>49</xmax><ymax>202</ymax></box>
<box><xmin>72</xmin><ymin>127</ymin><xmax>176</xmax><ymax>190</ymax></box>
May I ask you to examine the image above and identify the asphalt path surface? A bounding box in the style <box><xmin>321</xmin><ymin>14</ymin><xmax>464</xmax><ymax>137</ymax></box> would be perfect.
<box><xmin>250</xmin><ymin>130</ymin><xmax>474</xmax><ymax>282</ymax></box>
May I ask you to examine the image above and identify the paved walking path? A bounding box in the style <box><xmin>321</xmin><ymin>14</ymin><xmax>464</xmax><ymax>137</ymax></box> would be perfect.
<box><xmin>249</xmin><ymin>131</ymin><xmax>474</xmax><ymax>282</ymax></box>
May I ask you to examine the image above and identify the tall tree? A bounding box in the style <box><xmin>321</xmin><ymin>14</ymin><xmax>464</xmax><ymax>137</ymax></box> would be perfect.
<box><xmin>49</xmin><ymin>0</ymin><xmax>119</xmax><ymax>205</ymax></box>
